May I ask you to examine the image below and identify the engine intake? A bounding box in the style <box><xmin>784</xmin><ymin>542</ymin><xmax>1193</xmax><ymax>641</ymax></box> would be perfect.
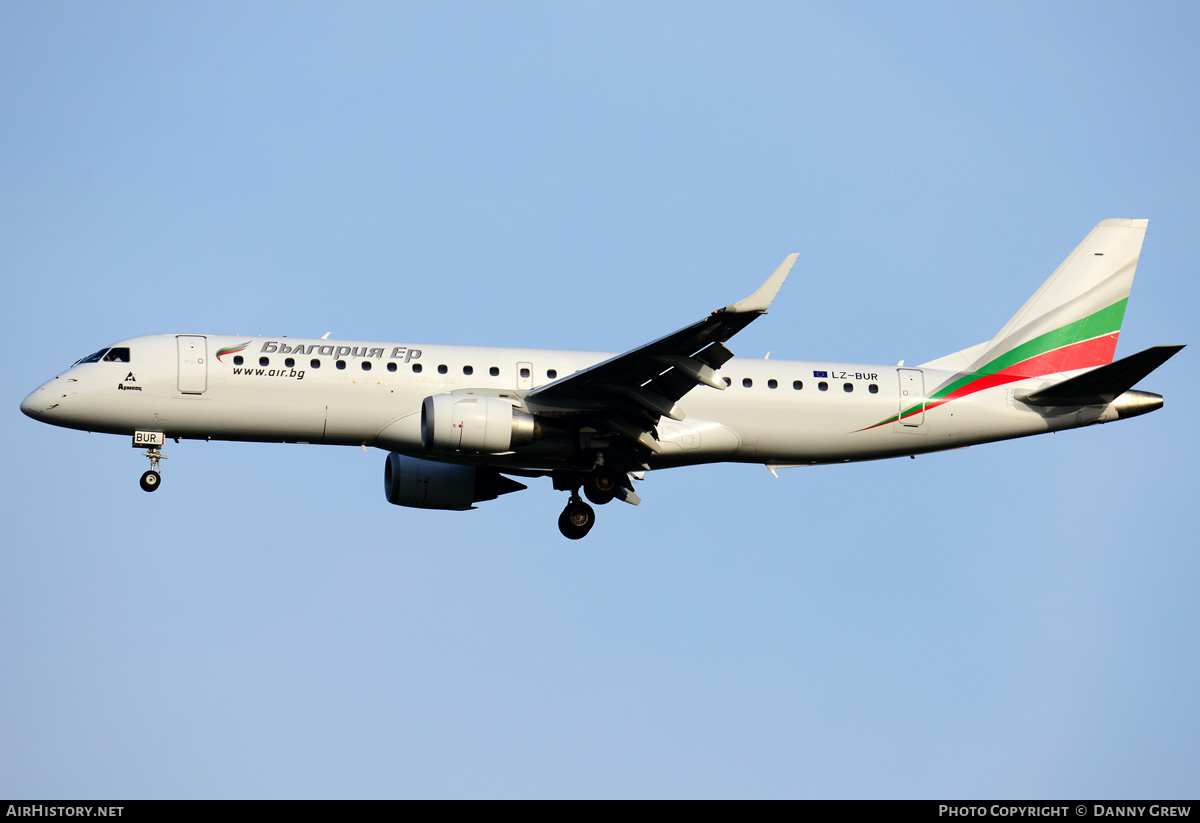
<box><xmin>383</xmin><ymin>453</ymin><xmax>527</xmax><ymax>510</ymax></box>
<box><xmin>421</xmin><ymin>394</ymin><xmax>538</xmax><ymax>453</ymax></box>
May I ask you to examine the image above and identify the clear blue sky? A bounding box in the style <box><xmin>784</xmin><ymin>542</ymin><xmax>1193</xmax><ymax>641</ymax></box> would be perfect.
<box><xmin>2</xmin><ymin>1</ymin><xmax>1196</xmax><ymax>798</ymax></box>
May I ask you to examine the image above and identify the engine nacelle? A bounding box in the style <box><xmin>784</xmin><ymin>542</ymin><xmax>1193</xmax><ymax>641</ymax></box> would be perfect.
<box><xmin>384</xmin><ymin>453</ymin><xmax>527</xmax><ymax>511</ymax></box>
<box><xmin>421</xmin><ymin>394</ymin><xmax>538</xmax><ymax>453</ymax></box>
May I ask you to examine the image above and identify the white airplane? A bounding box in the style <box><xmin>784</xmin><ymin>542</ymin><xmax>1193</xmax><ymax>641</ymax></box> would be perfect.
<box><xmin>21</xmin><ymin>219</ymin><xmax>1182</xmax><ymax>539</ymax></box>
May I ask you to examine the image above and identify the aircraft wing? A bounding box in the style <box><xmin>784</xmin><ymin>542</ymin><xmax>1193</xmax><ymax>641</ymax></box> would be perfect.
<box><xmin>525</xmin><ymin>254</ymin><xmax>797</xmax><ymax>454</ymax></box>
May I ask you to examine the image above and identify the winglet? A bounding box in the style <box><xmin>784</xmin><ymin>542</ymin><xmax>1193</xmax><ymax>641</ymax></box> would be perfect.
<box><xmin>722</xmin><ymin>253</ymin><xmax>798</xmax><ymax>314</ymax></box>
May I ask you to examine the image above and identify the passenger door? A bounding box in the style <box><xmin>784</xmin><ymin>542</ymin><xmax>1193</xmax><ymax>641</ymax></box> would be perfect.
<box><xmin>177</xmin><ymin>335</ymin><xmax>208</xmax><ymax>394</ymax></box>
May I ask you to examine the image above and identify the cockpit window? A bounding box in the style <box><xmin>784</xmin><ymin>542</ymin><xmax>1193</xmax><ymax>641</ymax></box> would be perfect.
<box><xmin>74</xmin><ymin>347</ymin><xmax>131</xmax><ymax>365</ymax></box>
<box><xmin>75</xmin><ymin>349</ymin><xmax>109</xmax><ymax>365</ymax></box>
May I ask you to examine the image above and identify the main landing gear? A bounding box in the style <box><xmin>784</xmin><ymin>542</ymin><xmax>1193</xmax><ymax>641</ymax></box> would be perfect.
<box><xmin>139</xmin><ymin>446</ymin><xmax>167</xmax><ymax>493</ymax></box>
<box><xmin>557</xmin><ymin>492</ymin><xmax>596</xmax><ymax>540</ymax></box>
<box><xmin>583</xmin><ymin>466</ymin><xmax>620</xmax><ymax>505</ymax></box>
<box><xmin>556</xmin><ymin>466</ymin><xmax>628</xmax><ymax>539</ymax></box>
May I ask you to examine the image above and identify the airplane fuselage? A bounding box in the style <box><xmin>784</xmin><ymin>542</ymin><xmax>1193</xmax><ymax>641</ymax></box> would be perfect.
<box><xmin>21</xmin><ymin>333</ymin><xmax>1126</xmax><ymax>471</ymax></box>
<box><xmin>19</xmin><ymin>221</ymin><xmax>1177</xmax><ymax>539</ymax></box>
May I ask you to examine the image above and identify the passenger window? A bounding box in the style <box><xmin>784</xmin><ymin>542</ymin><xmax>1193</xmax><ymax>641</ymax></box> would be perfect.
<box><xmin>362</xmin><ymin>361</ymin><xmax>371</xmax><ymax>371</ymax></box>
<box><xmin>742</xmin><ymin>378</ymin><xmax>753</xmax><ymax>388</ymax></box>
<box><xmin>723</xmin><ymin>377</ymin><xmax>732</xmax><ymax>387</ymax></box>
<box><xmin>285</xmin><ymin>358</ymin><xmax>295</xmax><ymax>368</ymax></box>
<box><xmin>869</xmin><ymin>384</ymin><xmax>879</xmax><ymax>394</ymax></box>
<box><xmin>387</xmin><ymin>362</ymin><xmax>397</xmax><ymax>372</ymax></box>
<box><xmin>412</xmin><ymin>363</ymin><xmax>423</xmax><ymax>374</ymax></box>
<box><xmin>234</xmin><ymin>356</ymin><xmax>244</xmax><ymax>366</ymax></box>
<box><xmin>438</xmin><ymin>364</ymin><xmax>448</xmax><ymax>375</ymax></box>
<box><xmin>844</xmin><ymin>383</ymin><xmax>853</xmax><ymax>393</ymax></box>
<box><xmin>818</xmin><ymin>381</ymin><xmax>828</xmax><ymax>391</ymax></box>
<box><xmin>768</xmin><ymin>379</ymin><xmax>778</xmax><ymax>389</ymax></box>
<box><xmin>547</xmin><ymin>369</ymin><xmax>557</xmax><ymax>379</ymax></box>
<box><xmin>793</xmin><ymin>380</ymin><xmax>803</xmax><ymax>390</ymax></box>
<box><xmin>336</xmin><ymin>360</ymin><xmax>346</xmax><ymax>370</ymax></box>
<box><xmin>490</xmin><ymin>367</ymin><xmax>499</xmax><ymax>377</ymax></box>
<box><xmin>260</xmin><ymin>357</ymin><xmax>270</xmax><ymax>367</ymax></box>
<box><xmin>520</xmin><ymin>367</ymin><xmax>530</xmax><ymax>378</ymax></box>
<box><xmin>310</xmin><ymin>359</ymin><xmax>321</xmax><ymax>369</ymax></box>
<box><xmin>463</xmin><ymin>365</ymin><xmax>473</xmax><ymax>376</ymax></box>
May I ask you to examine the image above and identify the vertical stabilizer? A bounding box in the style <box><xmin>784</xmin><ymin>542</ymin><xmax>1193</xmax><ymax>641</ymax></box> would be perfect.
<box><xmin>922</xmin><ymin>219</ymin><xmax>1147</xmax><ymax>377</ymax></box>
<box><xmin>984</xmin><ymin>218</ymin><xmax>1146</xmax><ymax>372</ymax></box>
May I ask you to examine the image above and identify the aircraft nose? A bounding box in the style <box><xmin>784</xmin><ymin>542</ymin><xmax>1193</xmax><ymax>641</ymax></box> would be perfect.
<box><xmin>20</xmin><ymin>385</ymin><xmax>51</xmax><ymax>420</ymax></box>
<box><xmin>21</xmin><ymin>387</ymin><xmax>41</xmax><ymax>419</ymax></box>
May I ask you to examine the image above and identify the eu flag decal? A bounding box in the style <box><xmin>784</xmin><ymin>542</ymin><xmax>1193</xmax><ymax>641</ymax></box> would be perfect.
<box><xmin>813</xmin><ymin>370</ymin><xmax>828</xmax><ymax>378</ymax></box>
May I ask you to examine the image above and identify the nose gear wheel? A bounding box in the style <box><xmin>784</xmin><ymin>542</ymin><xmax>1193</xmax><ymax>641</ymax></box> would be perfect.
<box><xmin>139</xmin><ymin>446</ymin><xmax>167</xmax><ymax>492</ymax></box>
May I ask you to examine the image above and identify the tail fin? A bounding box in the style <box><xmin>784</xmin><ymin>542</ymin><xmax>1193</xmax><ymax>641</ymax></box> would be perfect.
<box><xmin>922</xmin><ymin>218</ymin><xmax>1147</xmax><ymax>377</ymax></box>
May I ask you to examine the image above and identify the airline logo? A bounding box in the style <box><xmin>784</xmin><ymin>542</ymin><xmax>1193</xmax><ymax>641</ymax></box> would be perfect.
<box><xmin>216</xmin><ymin>342</ymin><xmax>250</xmax><ymax>363</ymax></box>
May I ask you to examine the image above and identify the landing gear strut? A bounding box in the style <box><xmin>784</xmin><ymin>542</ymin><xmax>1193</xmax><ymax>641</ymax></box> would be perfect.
<box><xmin>557</xmin><ymin>492</ymin><xmax>595</xmax><ymax>540</ymax></box>
<box><xmin>139</xmin><ymin>446</ymin><xmax>167</xmax><ymax>493</ymax></box>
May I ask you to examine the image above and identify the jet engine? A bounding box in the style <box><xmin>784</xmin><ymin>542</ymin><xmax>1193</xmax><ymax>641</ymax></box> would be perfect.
<box><xmin>421</xmin><ymin>394</ymin><xmax>538</xmax><ymax>453</ymax></box>
<box><xmin>383</xmin><ymin>453</ymin><xmax>527</xmax><ymax>511</ymax></box>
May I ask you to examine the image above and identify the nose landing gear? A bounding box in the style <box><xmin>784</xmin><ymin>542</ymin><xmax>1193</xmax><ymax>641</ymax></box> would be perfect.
<box><xmin>139</xmin><ymin>446</ymin><xmax>167</xmax><ymax>493</ymax></box>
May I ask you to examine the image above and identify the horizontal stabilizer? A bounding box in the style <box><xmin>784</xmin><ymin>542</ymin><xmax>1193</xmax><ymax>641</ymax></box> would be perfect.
<box><xmin>1021</xmin><ymin>345</ymin><xmax>1184</xmax><ymax>406</ymax></box>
